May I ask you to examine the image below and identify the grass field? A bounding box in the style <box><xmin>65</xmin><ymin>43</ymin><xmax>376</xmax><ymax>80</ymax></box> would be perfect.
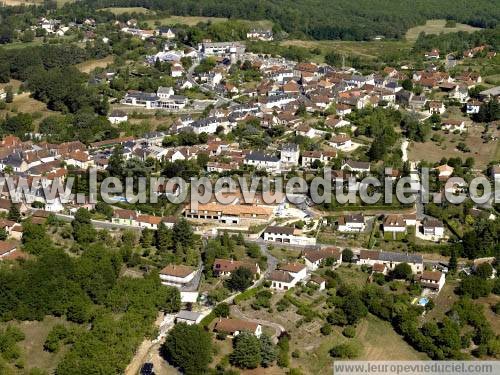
<box><xmin>0</xmin><ymin>39</ymin><xmax>44</xmax><ymax>50</ymax></box>
<box><xmin>333</xmin><ymin>265</ymin><xmax>369</xmax><ymax>286</ymax></box>
<box><xmin>293</xmin><ymin>314</ymin><xmax>427</xmax><ymax>374</ymax></box>
<box><xmin>76</xmin><ymin>55</ymin><xmax>114</xmax><ymax>73</ymax></box>
<box><xmin>0</xmin><ymin>316</ymin><xmax>76</xmax><ymax>373</ymax></box>
<box><xmin>405</xmin><ymin>19</ymin><xmax>482</xmax><ymax>42</ymax></box>
<box><xmin>0</xmin><ymin>90</ymin><xmax>54</xmax><ymax>131</ymax></box>
<box><xmin>408</xmin><ymin>126</ymin><xmax>500</xmax><ymax>168</ymax></box>
<box><xmin>3</xmin><ymin>0</ymin><xmax>75</xmax><ymax>6</ymax></box>
<box><xmin>100</xmin><ymin>7</ymin><xmax>154</xmax><ymax>15</ymax></box>
<box><xmin>2</xmin><ymin>0</ymin><xmax>43</xmax><ymax>5</ymax></box>
<box><xmin>146</xmin><ymin>15</ymin><xmax>227</xmax><ymax>27</ymax></box>
<box><xmin>281</xmin><ymin>39</ymin><xmax>411</xmax><ymax>61</ymax></box>
<box><xmin>145</xmin><ymin>16</ymin><xmax>273</xmax><ymax>29</ymax></box>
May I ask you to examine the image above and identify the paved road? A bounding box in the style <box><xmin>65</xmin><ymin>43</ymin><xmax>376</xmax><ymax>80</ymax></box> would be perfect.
<box><xmin>186</xmin><ymin>59</ymin><xmax>232</xmax><ymax>107</ymax></box>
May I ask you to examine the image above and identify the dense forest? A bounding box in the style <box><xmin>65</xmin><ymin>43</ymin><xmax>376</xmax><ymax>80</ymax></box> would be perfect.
<box><xmin>62</xmin><ymin>0</ymin><xmax>500</xmax><ymax>40</ymax></box>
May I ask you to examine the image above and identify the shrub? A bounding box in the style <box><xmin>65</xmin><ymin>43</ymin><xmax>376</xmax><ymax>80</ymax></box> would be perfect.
<box><xmin>330</xmin><ymin>343</ymin><xmax>360</xmax><ymax>359</ymax></box>
<box><xmin>320</xmin><ymin>324</ymin><xmax>332</xmax><ymax>336</ymax></box>
<box><xmin>342</xmin><ymin>326</ymin><xmax>356</xmax><ymax>338</ymax></box>
<box><xmin>214</xmin><ymin>303</ymin><xmax>230</xmax><ymax>318</ymax></box>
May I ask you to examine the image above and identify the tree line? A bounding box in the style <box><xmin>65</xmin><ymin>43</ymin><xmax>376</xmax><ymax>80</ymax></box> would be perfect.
<box><xmin>72</xmin><ymin>0</ymin><xmax>499</xmax><ymax>40</ymax></box>
<box><xmin>0</xmin><ymin>220</ymin><xmax>181</xmax><ymax>374</ymax></box>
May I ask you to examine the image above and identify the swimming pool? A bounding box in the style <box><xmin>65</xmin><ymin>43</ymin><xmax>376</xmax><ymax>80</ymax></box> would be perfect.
<box><xmin>418</xmin><ymin>297</ymin><xmax>429</xmax><ymax>306</ymax></box>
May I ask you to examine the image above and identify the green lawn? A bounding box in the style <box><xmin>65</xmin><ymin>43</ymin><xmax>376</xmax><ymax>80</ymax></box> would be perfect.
<box><xmin>383</xmin><ymin>231</ymin><xmax>407</xmax><ymax>241</ymax></box>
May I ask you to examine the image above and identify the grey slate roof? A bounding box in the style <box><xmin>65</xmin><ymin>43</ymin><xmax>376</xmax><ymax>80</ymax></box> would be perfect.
<box><xmin>265</xmin><ymin>226</ymin><xmax>295</xmax><ymax>235</ymax></box>
<box><xmin>378</xmin><ymin>251</ymin><xmax>423</xmax><ymax>264</ymax></box>
<box><xmin>245</xmin><ymin>152</ymin><xmax>279</xmax><ymax>163</ymax></box>
<box><xmin>176</xmin><ymin>310</ymin><xmax>202</xmax><ymax>321</ymax></box>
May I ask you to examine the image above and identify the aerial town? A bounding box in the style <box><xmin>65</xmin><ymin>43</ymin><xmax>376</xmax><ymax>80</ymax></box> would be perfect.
<box><xmin>0</xmin><ymin>1</ymin><xmax>499</xmax><ymax>375</ymax></box>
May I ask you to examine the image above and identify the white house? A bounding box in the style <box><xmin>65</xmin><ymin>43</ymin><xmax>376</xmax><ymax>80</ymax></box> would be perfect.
<box><xmin>422</xmin><ymin>218</ymin><xmax>445</xmax><ymax>239</ymax></box>
<box><xmin>428</xmin><ymin>101</ymin><xmax>446</xmax><ymax>115</ymax></box>
<box><xmin>268</xmin><ymin>263</ymin><xmax>308</xmax><ymax>291</ymax></box>
<box><xmin>263</xmin><ymin>226</ymin><xmax>316</xmax><ymax>246</ymax></box>
<box><xmin>278</xmin><ymin>263</ymin><xmax>307</xmax><ymax>282</ymax></box>
<box><xmin>329</xmin><ymin>134</ymin><xmax>352</xmax><ymax>150</ymax></box>
<box><xmin>268</xmin><ymin>270</ymin><xmax>296</xmax><ymax>290</ymax></box>
<box><xmin>280</xmin><ymin>143</ymin><xmax>300</xmax><ymax>168</ymax></box>
<box><xmin>303</xmin><ymin>247</ymin><xmax>342</xmax><ymax>271</ymax></box>
<box><xmin>383</xmin><ymin>214</ymin><xmax>406</xmax><ymax>233</ymax></box>
<box><xmin>159</xmin><ymin>264</ymin><xmax>197</xmax><ymax>288</ymax></box>
<box><xmin>442</xmin><ymin>119</ymin><xmax>467</xmax><ymax>133</ymax></box>
<box><xmin>301</xmin><ymin>150</ymin><xmax>336</xmax><ymax>168</ymax></box>
<box><xmin>359</xmin><ymin>250</ymin><xmax>423</xmax><ymax>274</ymax></box>
<box><xmin>214</xmin><ymin>318</ymin><xmax>262</xmax><ymax>338</ymax></box>
<box><xmin>309</xmin><ymin>275</ymin><xmax>326</xmax><ymax>291</ymax></box>
<box><xmin>420</xmin><ymin>270</ymin><xmax>445</xmax><ymax>292</ymax></box>
<box><xmin>157</xmin><ymin>86</ymin><xmax>175</xmax><ymax>99</ymax></box>
<box><xmin>337</xmin><ymin>214</ymin><xmax>365</xmax><ymax>232</ymax></box>
<box><xmin>244</xmin><ymin>152</ymin><xmax>281</xmax><ymax>174</ymax></box>
<box><xmin>171</xmin><ymin>63</ymin><xmax>184</xmax><ymax>78</ymax></box>
<box><xmin>108</xmin><ymin>110</ymin><xmax>128</xmax><ymax>124</ymax></box>
<box><xmin>137</xmin><ymin>214</ymin><xmax>162</xmax><ymax>230</ymax></box>
<box><xmin>450</xmin><ymin>84</ymin><xmax>470</xmax><ymax>103</ymax></box>
<box><xmin>189</xmin><ymin>117</ymin><xmax>224</xmax><ymax>135</ymax></box>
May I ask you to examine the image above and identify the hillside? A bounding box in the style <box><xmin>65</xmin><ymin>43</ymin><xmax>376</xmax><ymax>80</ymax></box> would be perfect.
<box><xmin>85</xmin><ymin>0</ymin><xmax>500</xmax><ymax>40</ymax></box>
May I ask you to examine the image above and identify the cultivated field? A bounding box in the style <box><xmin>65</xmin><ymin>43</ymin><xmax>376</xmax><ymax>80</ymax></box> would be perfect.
<box><xmin>76</xmin><ymin>55</ymin><xmax>115</xmax><ymax>73</ymax></box>
<box><xmin>405</xmin><ymin>19</ymin><xmax>482</xmax><ymax>42</ymax></box>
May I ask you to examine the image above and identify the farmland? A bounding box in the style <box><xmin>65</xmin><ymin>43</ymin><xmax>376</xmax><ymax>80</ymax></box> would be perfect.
<box><xmin>405</xmin><ymin>19</ymin><xmax>483</xmax><ymax>42</ymax></box>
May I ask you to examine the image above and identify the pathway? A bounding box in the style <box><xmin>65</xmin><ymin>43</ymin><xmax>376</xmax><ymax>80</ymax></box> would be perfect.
<box><xmin>401</xmin><ymin>138</ymin><xmax>409</xmax><ymax>162</ymax></box>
